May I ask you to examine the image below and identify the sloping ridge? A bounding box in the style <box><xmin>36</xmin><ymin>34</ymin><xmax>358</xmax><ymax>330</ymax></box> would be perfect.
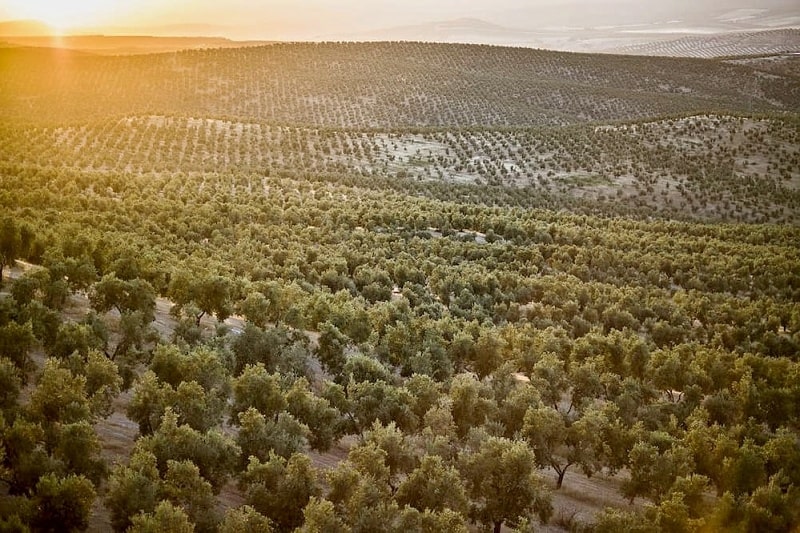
<box><xmin>606</xmin><ymin>28</ymin><xmax>800</xmax><ymax>58</ymax></box>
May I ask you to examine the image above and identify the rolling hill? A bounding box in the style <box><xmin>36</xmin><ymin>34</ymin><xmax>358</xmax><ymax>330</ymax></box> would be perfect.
<box><xmin>1</xmin><ymin>42</ymin><xmax>798</xmax><ymax>128</ymax></box>
<box><xmin>1</xmin><ymin>29</ymin><xmax>800</xmax><ymax>533</ymax></box>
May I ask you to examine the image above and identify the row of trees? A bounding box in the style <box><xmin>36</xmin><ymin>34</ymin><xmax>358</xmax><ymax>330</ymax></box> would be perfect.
<box><xmin>1</xmin><ymin>200</ymin><xmax>798</xmax><ymax>530</ymax></box>
<box><xmin>2</xmin><ymin>42</ymin><xmax>797</xmax><ymax>128</ymax></box>
<box><xmin>2</xmin><ymin>114</ymin><xmax>797</xmax><ymax>223</ymax></box>
<box><xmin>1</xmin><ymin>42</ymin><xmax>798</xmax><ymax>528</ymax></box>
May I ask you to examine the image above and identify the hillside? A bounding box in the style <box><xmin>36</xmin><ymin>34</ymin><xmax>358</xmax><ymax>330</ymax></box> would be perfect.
<box><xmin>2</xmin><ymin>114</ymin><xmax>798</xmax><ymax>224</ymax></box>
<box><xmin>1</xmin><ymin>40</ymin><xmax>799</xmax><ymax>533</ymax></box>
<box><xmin>606</xmin><ymin>28</ymin><xmax>800</xmax><ymax>58</ymax></box>
<box><xmin>1</xmin><ymin>42</ymin><xmax>798</xmax><ymax>128</ymax></box>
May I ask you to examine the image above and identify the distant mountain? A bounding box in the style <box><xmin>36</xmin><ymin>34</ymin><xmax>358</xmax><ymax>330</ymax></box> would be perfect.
<box><xmin>324</xmin><ymin>12</ymin><xmax>800</xmax><ymax>54</ymax></box>
<box><xmin>484</xmin><ymin>0</ymin><xmax>800</xmax><ymax>33</ymax></box>
<box><xmin>0</xmin><ymin>34</ymin><xmax>274</xmax><ymax>55</ymax></box>
<box><xmin>0</xmin><ymin>20</ymin><xmax>54</xmax><ymax>36</ymax></box>
<box><xmin>78</xmin><ymin>23</ymin><xmax>237</xmax><ymax>38</ymax></box>
<box><xmin>0</xmin><ymin>19</ymin><xmax>262</xmax><ymax>42</ymax></box>
<box><xmin>326</xmin><ymin>17</ymin><xmax>544</xmax><ymax>46</ymax></box>
<box><xmin>0</xmin><ymin>19</ymin><xmax>272</xmax><ymax>55</ymax></box>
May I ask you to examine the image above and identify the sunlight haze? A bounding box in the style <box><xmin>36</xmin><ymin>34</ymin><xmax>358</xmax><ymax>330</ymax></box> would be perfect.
<box><xmin>1</xmin><ymin>0</ymin><xmax>797</xmax><ymax>40</ymax></box>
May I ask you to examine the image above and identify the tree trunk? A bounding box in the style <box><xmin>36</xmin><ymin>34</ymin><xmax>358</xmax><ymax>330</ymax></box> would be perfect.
<box><xmin>551</xmin><ymin>463</ymin><xmax>572</xmax><ymax>490</ymax></box>
<box><xmin>494</xmin><ymin>520</ymin><xmax>503</xmax><ymax>533</ymax></box>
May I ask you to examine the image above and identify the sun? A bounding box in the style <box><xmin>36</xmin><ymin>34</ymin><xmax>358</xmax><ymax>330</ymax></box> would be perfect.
<box><xmin>3</xmin><ymin>0</ymin><xmax>128</xmax><ymax>32</ymax></box>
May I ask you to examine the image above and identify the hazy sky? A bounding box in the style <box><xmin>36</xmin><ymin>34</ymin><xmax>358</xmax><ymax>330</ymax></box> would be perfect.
<box><xmin>1</xmin><ymin>0</ymin><xmax>796</xmax><ymax>38</ymax></box>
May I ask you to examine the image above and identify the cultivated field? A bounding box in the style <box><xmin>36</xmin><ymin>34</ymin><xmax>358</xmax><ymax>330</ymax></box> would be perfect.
<box><xmin>3</xmin><ymin>114</ymin><xmax>798</xmax><ymax>224</ymax></box>
<box><xmin>1</xmin><ymin>41</ymin><xmax>799</xmax><ymax>533</ymax></box>
<box><xmin>2</xmin><ymin>42</ymin><xmax>799</xmax><ymax>128</ymax></box>
<box><xmin>606</xmin><ymin>28</ymin><xmax>800</xmax><ymax>59</ymax></box>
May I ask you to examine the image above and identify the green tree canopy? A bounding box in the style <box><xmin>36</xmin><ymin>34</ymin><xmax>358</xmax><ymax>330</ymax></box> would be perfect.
<box><xmin>459</xmin><ymin>436</ymin><xmax>552</xmax><ymax>533</ymax></box>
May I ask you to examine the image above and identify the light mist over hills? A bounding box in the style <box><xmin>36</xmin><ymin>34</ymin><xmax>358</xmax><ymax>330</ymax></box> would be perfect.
<box><xmin>1</xmin><ymin>0</ymin><xmax>798</xmax><ymax>54</ymax></box>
